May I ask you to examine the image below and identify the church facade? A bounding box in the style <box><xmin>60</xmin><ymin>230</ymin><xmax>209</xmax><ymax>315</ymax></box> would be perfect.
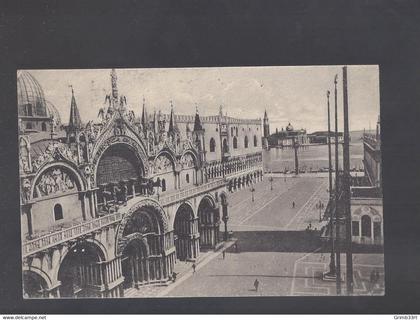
<box><xmin>18</xmin><ymin>70</ymin><xmax>264</xmax><ymax>298</ymax></box>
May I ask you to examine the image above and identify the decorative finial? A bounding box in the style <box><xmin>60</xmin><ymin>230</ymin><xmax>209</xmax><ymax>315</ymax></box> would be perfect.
<box><xmin>334</xmin><ymin>74</ymin><xmax>338</xmax><ymax>84</ymax></box>
<box><xmin>195</xmin><ymin>103</ymin><xmax>198</xmax><ymax>114</ymax></box>
<box><xmin>327</xmin><ymin>90</ymin><xmax>330</xmax><ymax>97</ymax></box>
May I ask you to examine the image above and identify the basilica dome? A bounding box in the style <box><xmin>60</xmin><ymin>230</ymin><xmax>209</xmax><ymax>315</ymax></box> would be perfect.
<box><xmin>46</xmin><ymin>100</ymin><xmax>62</xmax><ymax>126</ymax></box>
<box><xmin>17</xmin><ymin>71</ymin><xmax>48</xmax><ymax>118</ymax></box>
<box><xmin>286</xmin><ymin>122</ymin><xmax>294</xmax><ymax>131</ymax></box>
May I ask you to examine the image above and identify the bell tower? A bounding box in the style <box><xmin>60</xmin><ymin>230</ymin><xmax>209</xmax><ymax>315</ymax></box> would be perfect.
<box><xmin>263</xmin><ymin>109</ymin><xmax>270</xmax><ymax>138</ymax></box>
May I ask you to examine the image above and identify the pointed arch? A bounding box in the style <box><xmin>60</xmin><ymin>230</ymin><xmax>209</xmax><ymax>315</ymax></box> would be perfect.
<box><xmin>209</xmin><ymin>137</ymin><xmax>216</xmax><ymax>152</ymax></box>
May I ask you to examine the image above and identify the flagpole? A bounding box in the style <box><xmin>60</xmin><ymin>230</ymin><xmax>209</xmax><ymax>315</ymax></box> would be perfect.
<box><xmin>327</xmin><ymin>90</ymin><xmax>336</xmax><ymax>277</ymax></box>
<box><xmin>334</xmin><ymin>74</ymin><xmax>342</xmax><ymax>295</ymax></box>
<box><xmin>342</xmin><ymin>66</ymin><xmax>354</xmax><ymax>295</ymax></box>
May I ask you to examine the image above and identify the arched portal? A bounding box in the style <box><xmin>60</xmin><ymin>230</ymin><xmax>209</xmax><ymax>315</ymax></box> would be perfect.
<box><xmin>23</xmin><ymin>270</ymin><xmax>49</xmax><ymax>298</ymax></box>
<box><xmin>57</xmin><ymin>241</ymin><xmax>105</xmax><ymax>298</ymax></box>
<box><xmin>121</xmin><ymin>238</ymin><xmax>149</xmax><ymax>289</ymax></box>
<box><xmin>117</xmin><ymin>202</ymin><xmax>174</xmax><ymax>289</ymax></box>
<box><xmin>198</xmin><ymin>197</ymin><xmax>221</xmax><ymax>249</ymax></box>
<box><xmin>174</xmin><ymin>203</ymin><xmax>199</xmax><ymax>261</ymax></box>
<box><xmin>96</xmin><ymin>143</ymin><xmax>144</xmax><ymax>208</ymax></box>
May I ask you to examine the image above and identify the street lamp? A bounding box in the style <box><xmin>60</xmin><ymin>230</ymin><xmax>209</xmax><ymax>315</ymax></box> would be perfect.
<box><xmin>250</xmin><ymin>184</ymin><xmax>255</xmax><ymax>202</ymax></box>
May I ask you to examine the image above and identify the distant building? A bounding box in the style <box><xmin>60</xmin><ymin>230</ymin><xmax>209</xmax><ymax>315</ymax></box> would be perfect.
<box><xmin>266</xmin><ymin>121</ymin><xmax>309</xmax><ymax>148</ymax></box>
<box><xmin>308</xmin><ymin>131</ymin><xmax>344</xmax><ymax>144</ymax></box>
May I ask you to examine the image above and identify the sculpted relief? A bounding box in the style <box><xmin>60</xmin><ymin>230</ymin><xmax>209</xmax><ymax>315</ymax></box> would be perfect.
<box><xmin>34</xmin><ymin>167</ymin><xmax>76</xmax><ymax>198</ymax></box>
<box><xmin>154</xmin><ymin>155</ymin><xmax>173</xmax><ymax>174</ymax></box>
<box><xmin>181</xmin><ymin>153</ymin><xmax>195</xmax><ymax>169</ymax></box>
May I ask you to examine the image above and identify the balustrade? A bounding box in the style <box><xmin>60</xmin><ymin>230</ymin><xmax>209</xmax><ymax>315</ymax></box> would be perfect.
<box><xmin>22</xmin><ymin>179</ymin><xmax>226</xmax><ymax>257</ymax></box>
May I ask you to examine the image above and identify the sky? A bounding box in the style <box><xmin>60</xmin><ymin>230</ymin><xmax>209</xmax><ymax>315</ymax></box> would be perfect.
<box><xmin>25</xmin><ymin>65</ymin><xmax>380</xmax><ymax>133</ymax></box>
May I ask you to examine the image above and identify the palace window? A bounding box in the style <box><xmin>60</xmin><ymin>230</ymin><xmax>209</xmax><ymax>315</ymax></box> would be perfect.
<box><xmin>236</xmin><ymin>127</ymin><xmax>238</xmax><ymax>136</ymax></box>
<box><xmin>161</xmin><ymin>179</ymin><xmax>166</xmax><ymax>192</ymax></box>
<box><xmin>54</xmin><ymin>204</ymin><xmax>63</xmax><ymax>221</ymax></box>
<box><xmin>374</xmin><ymin>222</ymin><xmax>381</xmax><ymax>239</ymax></box>
<box><xmin>209</xmin><ymin>138</ymin><xmax>216</xmax><ymax>152</ymax></box>
<box><xmin>361</xmin><ymin>215</ymin><xmax>371</xmax><ymax>237</ymax></box>
<box><xmin>244</xmin><ymin>136</ymin><xmax>249</xmax><ymax>148</ymax></box>
<box><xmin>41</xmin><ymin>122</ymin><xmax>47</xmax><ymax>131</ymax></box>
<box><xmin>233</xmin><ymin>137</ymin><xmax>238</xmax><ymax>149</ymax></box>
<box><xmin>352</xmin><ymin>221</ymin><xmax>360</xmax><ymax>236</ymax></box>
<box><xmin>186</xmin><ymin>174</ymin><xmax>190</xmax><ymax>183</ymax></box>
<box><xmin>254</xmin><ymin>135</ymin><xmax>258</xmax><ymax>147</ymax></box>
<box><xmin>231</xmin><ymin>127</ymin><xmax>234</xmax><ymax>136</ymax></box>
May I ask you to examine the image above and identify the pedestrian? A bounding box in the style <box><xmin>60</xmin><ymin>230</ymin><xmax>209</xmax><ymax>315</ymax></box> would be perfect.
<box><xmin>292</xmin><ymin>201</ymin><xmax>295</xmax><ymax>209</ymax></box>
<box><xmin>254</xmin><ymin>278</ymin><xmax>260</xmax><ymax>292</ymax></box>
<box><xmin>222</xmin><ymin>249</ymin><xmax>226</xmax><ymax>259</ymax></box>
<box><xmin>369</xmin><ymin>270</ymin><xmax>375</xmax><ymax>293</ymax></box>
<box><xmin>172</xmin><ymin>272</ymin><xmax>177</xmax><ymax>283</ymax></box>
<box><xmin>374</xmin><ymin>269</ymin><xmax>380</xmax><ymax>289</ymax></box>
<box><xmin>192</xmin><ymin>263</ymin><xmax>196</xmax><ymax>274</ymax></box>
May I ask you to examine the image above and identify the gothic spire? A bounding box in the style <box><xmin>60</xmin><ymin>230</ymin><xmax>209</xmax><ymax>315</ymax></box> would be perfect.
<box><xmin>141</xmin><ymin>96</ymin><xmax>148</xmax><ymax>128</ymax></box>
<box><xmin>193</xmin><ymin>105</ymin><xmax>203</xmax><ymax>131</ymax></box>
<box><xmin>111</xmin><ymin>68</ymin><xmax>118</xmax><ymax>108</ymax></box>
<box><xmin>168</xmin><ymin>104</ymin><xmax>174</xmax><ymax>132</ymax></box>
<box><xmin>68</xmin><ymin>86</ymin><xmax>82</xmax><ymax>130</ymax></box>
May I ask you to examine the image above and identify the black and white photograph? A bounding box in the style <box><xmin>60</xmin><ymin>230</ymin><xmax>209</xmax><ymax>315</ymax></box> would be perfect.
<box><xmin>18</xmin><ymin>65</ymin><xmax>383</xmax><ymax>298</ymax></box>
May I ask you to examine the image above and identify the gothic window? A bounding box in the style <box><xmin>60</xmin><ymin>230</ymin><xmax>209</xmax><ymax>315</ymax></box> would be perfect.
<box><xmin>236</xmin><ymin>127</ymin><xmax>238</xmax><ymax>136</ymax></box>
<box><xmin>254</xmin><ymin>135</ymin><xmax>258</xmax><ymax>147</ymax></box>
<box><xmin>231</xmin><ymin>127</ymin><xmax>233</xmax><ymax>136</ymax></box>
<box><xmin>26</xmin><ymin>104</ymin><xmax>33</xmax><ymax>116</ymax></box>
<box><xmin>223</xmin><ymin>139</ymin><xmax>228</xmax><ymax>153</ymax></box>
<box><xmin>161</xmin><ymin>179</ymin><xmax>166</xmax><ymax>192</ymax></box>
<box><xmin>54</xmin><ymin>204</ymin><xmax>63</xmax><ymax>221</ymax></box>
<box><xmin>352</xmin><ymin>221</ymin><xmax>360</xmax><ymax>236</ymax></box>
<box><xmin>233</xmin><ymin>137</ymin><xmax>238</xmax><ymax>149</ymax></box>
<box><xmin>186</xmin><ymin>174</ymin><xmax>190</xmax><ymax>183</ymax></box>
<box><xmin>41</xmin><ymin>122</ymin><xmax>47</xmax><ymax>131</ymax></box>
<box><xmin>209</xmin><ymin>138</ymin><xmax>216</xmax><ymax>152</ymax></box>
<box><xmin>361</xmin><ymin>215</ymin><xmax>371</xmax><ymax>237</ymax></box>
<box><xmin>244</xmin><ymin>136</ymin><xmax>249</xmax><ymax>148</ymax></box>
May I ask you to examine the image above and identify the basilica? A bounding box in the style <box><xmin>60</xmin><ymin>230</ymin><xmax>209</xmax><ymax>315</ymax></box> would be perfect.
<box><xmin>18</xmin><ymin>69</ymin><xmax>264</xmax><ymax>298</ymax></box>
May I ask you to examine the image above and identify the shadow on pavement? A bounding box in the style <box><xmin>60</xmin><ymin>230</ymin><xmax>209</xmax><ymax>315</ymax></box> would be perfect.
<box><xmin>209</xmin><ymin>274</ymin><xmax>316</xmax><ymax>280</ymax></box>
<box><xmin>228</xmin><ymin>230</ymin><xmax>384</xmax><ymax>254</ymax></box>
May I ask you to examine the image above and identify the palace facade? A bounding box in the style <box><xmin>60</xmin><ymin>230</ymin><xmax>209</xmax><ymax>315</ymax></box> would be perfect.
<box><xmin>18</xmin><ymin>70</ymin><xmax>264</xmax><ymax>298</ymax></box>
<box><xmin>350</xmin><ymin>117</ymin><xmax>383</xmax><ymax>245</ymax></box>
